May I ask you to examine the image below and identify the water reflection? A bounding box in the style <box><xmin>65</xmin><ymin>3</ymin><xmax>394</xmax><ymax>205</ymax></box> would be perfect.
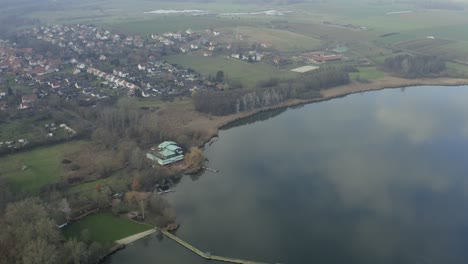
<box><xmin>222</xmin><ymin>107</ymin><xmax>287</xmax><ymax>130</ymax></box>
<box><xmin>109</xmin><ymin>86</ymin><xmax>468</xmax><ymax>264</ymax></box>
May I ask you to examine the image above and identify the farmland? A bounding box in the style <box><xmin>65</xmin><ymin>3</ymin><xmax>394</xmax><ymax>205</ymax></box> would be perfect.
<box><xmin>221</xmin><ymin>27</ymin><xmax>322</xmax><ymax>52</ymax></box>
<box><xmin>111</xmin><ymin>16</ymin><xmax>251</xmax><ymax>35</ymax></box>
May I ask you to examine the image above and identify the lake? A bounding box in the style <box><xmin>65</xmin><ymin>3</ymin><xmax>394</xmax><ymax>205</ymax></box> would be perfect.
<box><xmin>107</xmin><ymin>86</ymin><xmax>468</xmax><ymax>264</ymax></box>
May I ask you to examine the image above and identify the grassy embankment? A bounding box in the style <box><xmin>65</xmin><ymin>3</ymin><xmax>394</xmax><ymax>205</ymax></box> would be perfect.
<box><xmin>0</xmin><ymin>141</ymin><xmax>86</xmax><ymax>195</ymax></box>
<box><xmin>63</xmin><ymin>213</ymin><xmax>152</xmax><ymax>243</ymax></box>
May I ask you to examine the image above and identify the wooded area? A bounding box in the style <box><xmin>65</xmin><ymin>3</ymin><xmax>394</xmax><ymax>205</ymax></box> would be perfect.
<box><xmin>194</xmin><ymin>68</ymin><xmax>350</xmax><ymax>115</ymax></box>
<box><xmin>383</xmin><ymin>54</ymin><xmax>447</xmax><ymax>78</ymax></box>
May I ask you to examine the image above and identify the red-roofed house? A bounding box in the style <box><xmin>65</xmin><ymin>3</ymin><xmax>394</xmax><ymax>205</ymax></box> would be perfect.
<box><xmin>19</xmin><ymin>94</ymin><xmax>38</xmax><ymax>109</ymax></box>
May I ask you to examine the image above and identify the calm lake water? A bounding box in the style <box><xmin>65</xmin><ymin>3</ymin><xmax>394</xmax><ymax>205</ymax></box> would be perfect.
<box><xmin>107</xmin><ymin>86</ymin><xmax>468</xmax><ymax>264</ymax></box>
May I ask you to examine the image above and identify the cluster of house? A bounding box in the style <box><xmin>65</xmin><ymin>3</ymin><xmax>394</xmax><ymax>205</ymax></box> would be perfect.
<box><xmin>0</xmin><ymin>122</ymin><xmax>75</xmax><ymax>150</ymax></box>
<box><xmin>151</xmin><ymin>29</ymin><xmax>201</xmax><ymax>47</ymax></box>
<box><xmin>0</xmin><ymin>38</ymin><xmax>118</xmax><ymax>110</ymax></box>
<box><xmin>0</xmin><ymin>139</ymin><xmax>29</xmax><ymax>150</ymax></box>
<box><xmin>0</xmin><ymin>41</ymin><xmax>60</xmax><ymax>77</ymax></box>
<box><xmin>32</xmin><ymin>24</ymin><xmax>146</xmax><ymax>55</ymax></box>
<box><xmin>87</xmin><ymin>66</ymin><xmax>139</xmax><ymax>96</ymax></box>
<box><xmin>301</xmin><ymin>51</ymin><xmax>346</xmax><ymax>63</ymax></box>
<box><xmin>25</xmin><ymin>24</ymin><xmax>223</xmax><ymax>97</ymax></box>
<box><xmin>230</xmin><ymin>50</ymin><xmax>265</xmax><ymax>62</ymax></box>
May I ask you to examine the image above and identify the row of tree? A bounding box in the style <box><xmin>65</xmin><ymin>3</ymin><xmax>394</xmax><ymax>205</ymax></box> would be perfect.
<box><xmin>194</xmin><ymin>68</ymin><xmax>350</xmax><ymax>115</ymax></box>
<box><xmin>383</xmin><ymin>54</ymin><xmax>447</xmax><ymax>78</ymax></box>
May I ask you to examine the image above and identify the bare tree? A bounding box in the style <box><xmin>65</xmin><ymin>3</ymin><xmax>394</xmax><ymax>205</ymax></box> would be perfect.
<box><xmin>58</xmin><ymin>198</ymin><xmax>71</xmax><ymax>221</ymax></box>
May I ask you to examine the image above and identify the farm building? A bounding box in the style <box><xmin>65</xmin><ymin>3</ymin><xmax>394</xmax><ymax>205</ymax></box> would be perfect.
<box><xmin>146</xmin><ymin>141</ymin><xmax>184</xmax><ymax>166</ymax></box>
<box><xmin>302</xmin><ymin>51</ymin><xmax>344</xmax><ymax>62</ymax></box>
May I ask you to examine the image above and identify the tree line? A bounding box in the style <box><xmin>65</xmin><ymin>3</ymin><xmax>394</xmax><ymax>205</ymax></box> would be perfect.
<box><xmin>194</xmin><ymin>68</ymin><xmax>350</xmax><ymax>116</ymax></box>
<box><xmin>383</xmin><ymin>54</ymin><xmax>447</xmax><ymax>78</ymax></box>
<box><xmin>0</xmin><ymin>198</ymin><xmax>105</xmax><ymax>264</ymax></box>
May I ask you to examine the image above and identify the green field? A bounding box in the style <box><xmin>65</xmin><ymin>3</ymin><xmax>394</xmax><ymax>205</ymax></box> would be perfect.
<box><xmin>350</xmin><ymin>66</ymin><xmax>385</xmax><ymax>81</ymax></box>
<box><xmin>63</xmin><ymin>213</ymin><xmax>152</xmax><ymax>243</ymax></box>
<box><xmin>221</xmin><ymin>27</ymin><xmax>322</xmax><ymax>52</ymax></box>
<box><xmin>165</xmin><ymin>55</ymin><xmax>297</xmax><ymax>88</ymax></box>
<box><xmin>447</xmin><ymin>62</ymin><xmax>468</xmax><ymax>76</ymax></box>
<box><xmin>0</xmin><ymin>141</ymin><xmax>86</xmax><ymax>195</ymax></box>
<box><xmin>66</xmin><ymin>177</ymin><xmax>114</xmax><ymax>195</ymax></box>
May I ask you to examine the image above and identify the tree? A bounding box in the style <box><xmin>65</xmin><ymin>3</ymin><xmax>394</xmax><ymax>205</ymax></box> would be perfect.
<box><xmin>0</xmin><ymin>198</ymin><xmax>62</xmax><ymax>264</ymax></box>
<box><xmin>58</xmin><ymin>198</ymin><xmax>71</xmax><ymax>221</ymax></box>
<box><xmin>131</xmin><ymin>176</ymin><xmax>141</xmax><ymax>192</ymax></box>
<box><xmin>216</xmin><ymin>70</ymin><xmax>224</xmax><ymax>82</ymax></box>
<box><xmin>185</xmin><ymin>147</ymin><xmax>205</xmax><ymax>168</ymax></box>
<box><xmin>22</xmin><ymin>239</ymin><xmax>58</xmax><ymax>264</ymax></box>
<box><xmin>139</xmin><ymin>200</ymin><xmax>146</xmax><ymax>220</ymax></box>
<box><xmin>0</xmin><ymin>178</ymin><xmax>11</xmax><ymax>215</ymax></box>
<box><xmin>90</xmin><ymin>190</ymin><xmax>109</xmax><ymax>209</ymax></box>
<box><xmin>63</xmin><ymin>239</ymin><xmax>88</xmax><ymax>264</ymax></box>
<box><xmin>129</xmin><ymin>148</ymin><xmax>144</xmax><ymax>170</ymax></box>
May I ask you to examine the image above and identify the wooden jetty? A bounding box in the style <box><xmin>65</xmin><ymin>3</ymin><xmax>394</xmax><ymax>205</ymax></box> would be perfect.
<box><xmin>115</xmin><ymin>228</ymin><xmax>157</xmax><ymax>245</ymax></box>
<box><xmin>157</xmin><ymin>228</ymin><xmax>272</xmax><ymax>264</ymax></box>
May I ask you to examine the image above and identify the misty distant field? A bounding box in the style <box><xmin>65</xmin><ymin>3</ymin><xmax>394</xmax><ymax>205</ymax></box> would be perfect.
<box><xmin>4</xmin><ymin>0</ymin><xmax>468</xmax><ymax>77</ymax></box>
<box><xmin>111</xmin><ymin>16</ymin><xmax>250</xmax><ymax>35</ymax></box>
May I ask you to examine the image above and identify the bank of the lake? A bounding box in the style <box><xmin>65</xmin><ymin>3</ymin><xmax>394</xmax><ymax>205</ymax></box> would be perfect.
<box><xmin>108</xmin><ymin>85</ymin><xmax>468</xmax><ymax>264</ymax></box>
<box><xmin>160</xmin><ymin>76</ymin><xmax>468</xmax><ymax>149</ymax></box>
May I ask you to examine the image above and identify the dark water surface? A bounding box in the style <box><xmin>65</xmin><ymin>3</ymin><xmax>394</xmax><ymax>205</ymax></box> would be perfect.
<box><xmin>108</xmin><ymin>86</ymin><xmax>468</xmax><ymax>264</ymax></box>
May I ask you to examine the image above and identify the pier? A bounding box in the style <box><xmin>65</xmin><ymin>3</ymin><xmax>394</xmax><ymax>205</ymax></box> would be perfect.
<box><xmin>157</xmin><ymin>228</ymin><xmax>272</xmax><ymax>264</ymax></box>
<box><xmin>115</xmin><ymin>228</ymin><xmax>157</xmax><ymax>245</ymax></box>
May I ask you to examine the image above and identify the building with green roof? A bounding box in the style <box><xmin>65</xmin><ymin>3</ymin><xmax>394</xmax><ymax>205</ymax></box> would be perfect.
<box><xmin>146</xmin><ymin>141</ymin><xmax>184</xmax><ymax>166</ymax></box>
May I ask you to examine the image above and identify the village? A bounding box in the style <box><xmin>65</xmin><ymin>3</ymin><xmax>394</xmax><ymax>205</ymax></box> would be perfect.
<box><xmin>0</xmin><ymin>22</ymin><xmax>349</xmax><ymax>112</ymax></box>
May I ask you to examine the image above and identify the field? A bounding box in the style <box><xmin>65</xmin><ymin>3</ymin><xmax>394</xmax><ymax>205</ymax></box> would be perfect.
<box><xmin>111</xmin><ymin>16</ymin><xmax>251</xmax><ymax>35</ymax></box>
<box><xmin>0</xmin><ymin>141</ymin><xmax>86</xmax><ymax>195</ymax></box>
<box><xmin>66</xmin><ymin>177</ymin><xmax>114</xmax><ymax>195</ymax></box>
<box><xmin>349</xmin><ymin>66</ymin><xmax>385</xmax><ymax>81</ymax></box>
<box><xmin>290</xmin><ymin>65</ymin><xmax>320</xmax><ymax>73</ymax></box>
<box><xmin>447</xmin><ymin>62</ymin><xmax>468</xmax><ymax>76</ymax></box>
<box><xmin>165</xmin><ymin>55</ymin><xmax>297</xmax><ymax>88</ymax></box>
<box><xmin>221</xmin><ymin>27</ymin><xmax>322</xmax><ymax>52</ymax></box>
<box><xmin>63</xmin><ymin>213</ymin><xmax>151</xmax><ymax>243</ymax></box>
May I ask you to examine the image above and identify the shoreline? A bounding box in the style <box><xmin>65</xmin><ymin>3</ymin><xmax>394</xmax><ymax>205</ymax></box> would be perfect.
<box><xmin>185</xmin><ymin>76</ymin><xmax>468</xmax><ymax>150</ymax></box>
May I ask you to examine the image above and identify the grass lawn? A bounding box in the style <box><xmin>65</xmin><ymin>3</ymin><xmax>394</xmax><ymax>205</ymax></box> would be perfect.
<box><xmin>350</xmin><ymin>66</ymin><xmax>385</xmax><ymax>81</ymax></box>
<box><xmin>165</xmin><ymin>54</ymin><xmax>297</xmax><ymax>88</ymax></box>
<box><xmin>63</xmin><ymin>213</ymin><xmax>152</xmax><ymax>243</ymax></box>
<box><xmin>66</xmin><ymin>177</ymin><xmax>114</xmax><ymax>195</ymax></box>
<box><xmin>0</xmin><ymin>141</ymin><xmax>86</xmax><ymax>195</ymax></box>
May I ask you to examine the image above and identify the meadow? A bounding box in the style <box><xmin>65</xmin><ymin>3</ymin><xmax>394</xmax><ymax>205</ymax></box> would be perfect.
<box><xmin>165</xmin><ymin>54</ymin><xmax>298</xmax><ymax>88</ymax></box>
<box><xmin>349</xmin><ymin>66</ymin><xmax>385</xmax><ymax>81</ymax></box>
<box><xmin>221</xmin><ymin>27</ymin><xmax>322</xmax><ymax>52</ymax></box>
<box><xmin>63</xmin><ymin>213</ymin><xmax>151</xmax><ymax>243</ymax></box>
<box><xmin>0</xmin><ymin>141</ymin><xmax>86</xmax><ymax>195</ymax></box>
